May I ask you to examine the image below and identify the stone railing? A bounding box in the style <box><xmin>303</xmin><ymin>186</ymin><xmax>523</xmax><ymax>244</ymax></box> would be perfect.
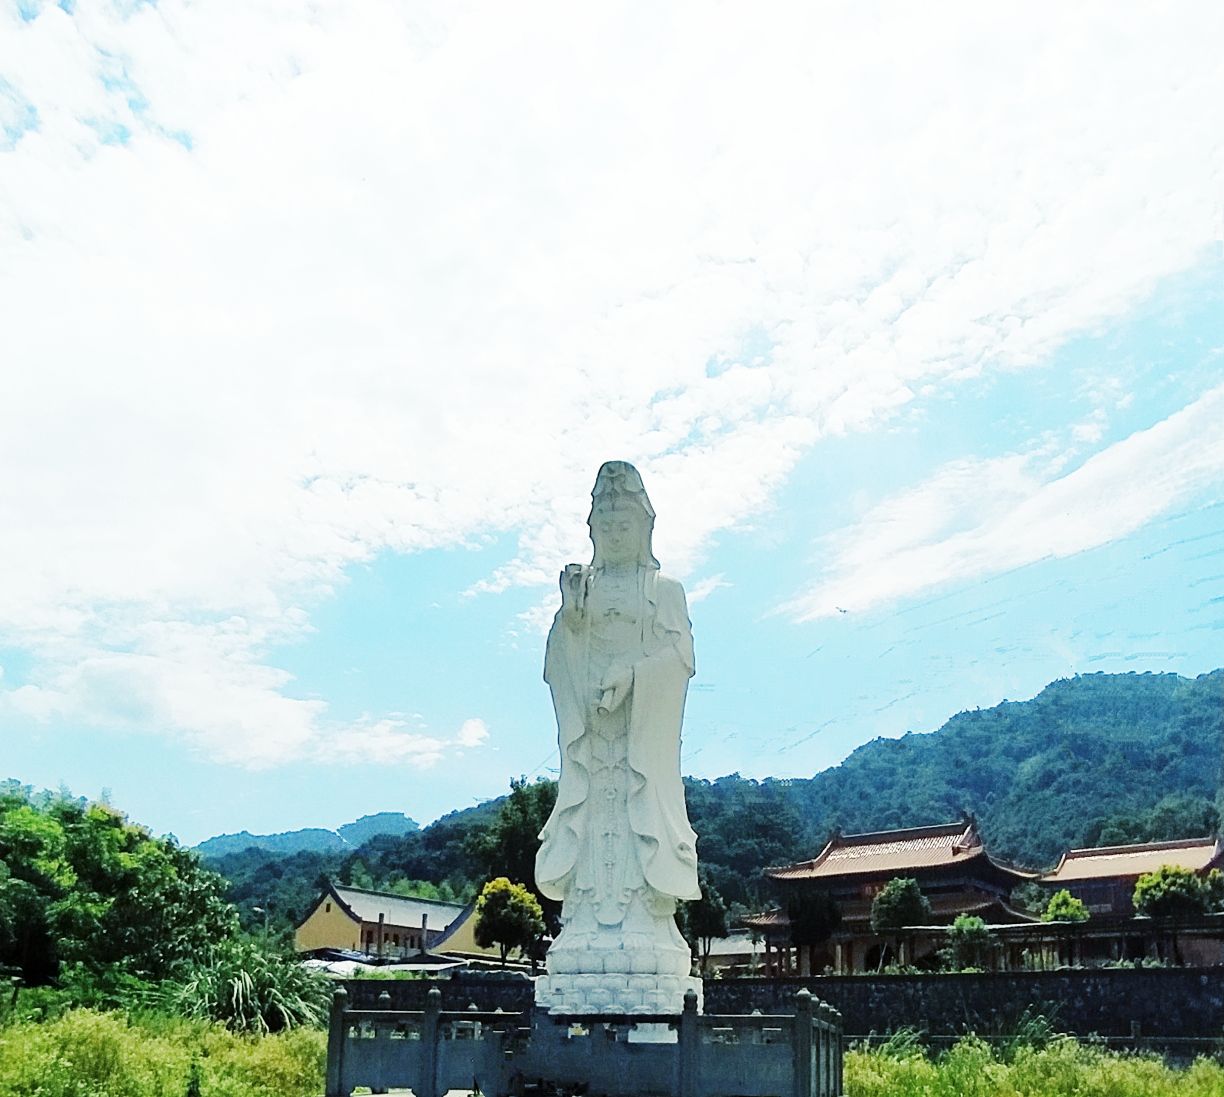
<box><xmin>325</xmin><ymin>986</ymin><xmax>843</xmax><ymax>1097</ymax></box>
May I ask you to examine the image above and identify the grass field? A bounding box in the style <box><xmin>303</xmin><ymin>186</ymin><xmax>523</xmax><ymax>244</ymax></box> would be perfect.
<box><xmin>0</xmin><ymin>1009</ymin><xmax>325</xmax><ymax>1097</ymax></box>
<box><xmin>846</xmin><ymin>1033</ymin><xmax>1224</xmax><ymax>1097</ymax></box>
<box><xmin>2</xmin><ymin>1007</ymin><xmax>1222</xmax><ymax>1096</ymax></box>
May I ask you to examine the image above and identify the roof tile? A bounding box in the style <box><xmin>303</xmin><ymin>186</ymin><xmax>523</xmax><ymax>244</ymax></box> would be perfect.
<box><xmin>1044</xmin><ymin>837</ymin><xmax>1222</xmax><ymax>883</ymax></box>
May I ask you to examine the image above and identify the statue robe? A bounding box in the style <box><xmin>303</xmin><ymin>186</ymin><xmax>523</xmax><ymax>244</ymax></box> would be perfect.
<box><xmin>536</xmin><ymin>567</ymin><xmax>700</xmax><ymax>903</ymax></box>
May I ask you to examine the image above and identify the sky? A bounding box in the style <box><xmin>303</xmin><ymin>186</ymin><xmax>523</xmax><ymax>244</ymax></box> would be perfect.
<box><xmin>1</xmin><ymin>2</ymin><xmax>1223</xmax><ymax>846</ymax></box>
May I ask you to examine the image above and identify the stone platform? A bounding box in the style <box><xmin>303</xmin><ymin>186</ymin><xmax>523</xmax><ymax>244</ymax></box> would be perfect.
<box><xmin>324</xmin><ymin>985</ymin><xmax>843</xmax><ymax>1097</ymax></box>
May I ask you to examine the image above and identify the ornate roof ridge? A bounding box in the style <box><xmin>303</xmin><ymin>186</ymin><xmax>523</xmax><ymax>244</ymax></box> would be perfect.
<box><xmin>835</xmin><ymin>818</ymin><xmax>974</xmax><ymax>845</ymax></box>
<box><xmin>332</xmin><ymin>883</ymin><xmax>467</xmax><ymax>908</ymax></box>
<box><xmin>1061</xmin><ymin>835</ymin><xmax>1217</xmax><ymax>859</ymax></box>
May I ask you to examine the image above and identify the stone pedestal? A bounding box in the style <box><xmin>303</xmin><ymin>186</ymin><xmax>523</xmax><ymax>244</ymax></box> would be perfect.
<box><xmin>534</xmin><ymin>972</ymin><xmax>703</xmax><ymax>1015</ymax></box>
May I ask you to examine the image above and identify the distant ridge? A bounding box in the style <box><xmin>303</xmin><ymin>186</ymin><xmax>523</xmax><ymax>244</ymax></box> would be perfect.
<box><xmin>202</xmin><ymin>670</ymin><xmax>1224</xmax><ymax>923</ymax></box>
<box><xmin>195</xmin><ymin>811</ymin><xmax>418</xmax><ymax>859</ymax></box>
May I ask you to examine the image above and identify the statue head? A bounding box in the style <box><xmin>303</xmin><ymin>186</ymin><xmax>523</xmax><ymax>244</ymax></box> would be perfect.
<box><xmin>588</xmin><ymin>460</ymin><xmax>659</xmax><ymax>570</ymax></box>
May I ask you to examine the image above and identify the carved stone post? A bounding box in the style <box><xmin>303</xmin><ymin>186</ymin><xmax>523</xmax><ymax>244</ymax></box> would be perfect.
<box><xmin>679</xmin><ymin>987</ymin><xmax>699</xmax><ymax>1097</ymax></box>
<box><xmin>419</xmin><ymin>986</ymin><xmax>442</xmax><ymax>1097</ymax></box>
<box><xmin>793</xmin><ymin>988</ymin><xmax>813</xmax><ymax>1097</ymax></box>
<box><xmin>371</xmin><ymin>990</ymin><xmax>392</xmax><ymax>1094</ymax></box>
<box><xmin>325</xmin><ymin>987</ymin><xmax>348</xmax><ymax>1097</ymax></box>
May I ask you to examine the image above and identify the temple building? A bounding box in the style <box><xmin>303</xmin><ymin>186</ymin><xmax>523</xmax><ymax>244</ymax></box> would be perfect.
<box><xmin>743</xmin><ymin>817</ymin><xmax>1036</xmax><ymax>974</ymax></box>
<box><xmin>295</xmin><ymin>882</ymin><xmax>468</xmax><ymax>958</ymax></box>
<box><xmin>1042</xmin><ymin>835</ymin><xmax>1224</xmax><ymax>914</ymax></box>
<box><xmin>1030</xmin><ymin>835</ymin><xmax>1224</xmax><ymax>966</ymax></box>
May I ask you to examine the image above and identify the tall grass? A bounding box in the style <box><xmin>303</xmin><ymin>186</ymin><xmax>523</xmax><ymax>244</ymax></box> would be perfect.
<box><xmin>0</xmin><ymin>1009</ymin><xmax>325</xmax><ymax>1097</ymax></box>
<box><xmin>847</xmin><ymin>1034</ymin><xmax>1224</xmax><ymax>1097</ymax></box>
<box><xmin>4</xmin><ymin>1006</ymin><xmax>1222</xmax><ymax>1097</ymax></box>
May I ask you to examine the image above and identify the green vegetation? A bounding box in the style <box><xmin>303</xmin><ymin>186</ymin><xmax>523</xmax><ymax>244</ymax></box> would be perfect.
<box><xmin>0</xmin><ymin>782</ymin><xmax>237</xmax><ymax>987</ymax></box>
<box><xmin>1133</xmin><ymin>865</ymin><xmax>1224</xmax><ymax>919</ymax></box>
<box><xmin>0</xmin><ymin>783</ymin><xmax>330</xmax><ymax>1036</ymax></box>
<box><xmin>205</xmin><ymin>799</ymin><xmax>500</xmax><ymax>940</ymax></box>
<box><xmin>2</xmin><ymin>1013</ymin><xmax>1220</xmax><ymax>1097</ymax></box>
<box><xmin>871</xmin><ymin>878</ymin><xmax>933</xmax><ymax>935</ymax></box>
<box><xmin>846</xmin><ymin>1034</ymin><xmax>1224</xmax><ymax>1097</ymax></box>
<box><xmin>468</xmin><ymin>776</ymin><xmax>559</xmax><ymax>931</ymax></box>
<box><xmin>473</xmin><ymin>877</ymin><xmax>546</xmax><ymax>967</ymax></box>
<box><xmin>871</xmin><ymin>878</ymin><xmax>933</xmax><ymax>968</ymax></box>
<box><xmin>0</xmin><ymin>1008</ymin><xmax>325</xmax><ymax>1097</ymax></box>
<box><xmin>1042</xmin><ymin>889</ymin><xmax>1089</xmax><ymax>923</ymax></box>
<box><xmin>678</xmin><ymin>872</ymin><xmax>730</xmax><ymax>970</ymax></box>
<box><xmin>940</xmin><ymin>915</ymin><xmax>998</xmax><ymax>971</ymax></box>
<box><xmin>165</xmin><ymin>939</ymin><xmax>330</xmax><ymax>1034</ymax></box>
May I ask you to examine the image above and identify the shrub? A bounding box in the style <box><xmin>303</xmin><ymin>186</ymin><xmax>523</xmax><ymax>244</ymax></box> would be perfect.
<box><xmin>939</xmin><ymin>914</ymin><xmax>997</xmax><ymax>971</ymax></box>
<box><xmin>164</xmin><ymin>939</ymin><xmax>331</xmax><ymax>1034</ymax></box>
<box><xmin>1042</xmin><ymin>888</ymin><xmax>1089</xmax><ymax>923</ymax></box>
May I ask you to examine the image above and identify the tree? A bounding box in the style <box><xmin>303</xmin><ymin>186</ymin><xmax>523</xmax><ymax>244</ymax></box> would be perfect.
<box><xmin>1134</xmin><ymin>864</ymin><xmax>1213</xmax><ymax>965</ymax></box>
<box><xmin>869</xmin><ymin>878</ymin><xmax>932</xmax><ymax>970</ymax></box>
<box><xmin>0</xmin><ymin>787</ymin><xmax>236</xmax><ymax>985</ymax></box>
<box><xmin>679</xmin><ymin>875</ymin><xmax>729</xmax><ymax>972</ymax></box>
<box><xmin>1133</xmin><ymin>865</ymin><xmax>1211</xmax><ymax>920</ymax></box>
<box><xmin>473</xmin><ymin>877</ymin><xmax>545</xmax><ymax>968</ymax></box>
<box><xmin>470</xmin><ymin>778</ymin><xmax>559</xmax><ymax>932</ymax></box>
<box><xmin>940</xmin><ymin>914</ymin><xmax>997</xmax><ymax>971</ymax></box>
<box><xmin>1042</xmin><ymin>889</ymin><xmax>1089</xmax><ymax>923</ymax></box>
<box><xmin>786</xmin><ymin>886</ymin><xmax>841</xmax><ymax>975</ymax></box>
<box><xmin>1205</xmin><ymin>869</ymin><xmax>1224</xmax><ymax>912</ymax></box>
<box><xmin>1011</xmin><ymin>880</ymin><xmax>1049</xmax><ymax>917</ymax></box>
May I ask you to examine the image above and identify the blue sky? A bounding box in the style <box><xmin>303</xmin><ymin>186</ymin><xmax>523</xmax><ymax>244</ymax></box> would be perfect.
<box><xmin>2</xmin><ymin>3</ymin><xmax>1223</xmax><ymax>844</ymax></box>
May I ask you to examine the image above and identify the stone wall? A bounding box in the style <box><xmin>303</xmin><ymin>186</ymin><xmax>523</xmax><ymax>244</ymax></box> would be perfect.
<box><xmin>344</xmin><ymin>973</ymin><xmax>533</xmax><ymax>1012</ymax></box>
<box><xmin>704</xmin><ymin>968</ymin><xmax>1224</xmax><ymax>1040</ymax></box>
<box><xmin>344</xmin><ymin>967</ymin><xmax>1224</xmax><ymax>1041</ymax></box>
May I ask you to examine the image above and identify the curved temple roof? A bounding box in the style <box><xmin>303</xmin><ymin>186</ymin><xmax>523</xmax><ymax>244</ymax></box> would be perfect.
<box><xmin>765</xmin><ymin>818</ymin><xmax>1032</xmax><ymax>883</ymax></box>
<box><xmin>1043</xmin><ymin>836</ymin><xmax>1223</xmax><ymax>883</ymax></box>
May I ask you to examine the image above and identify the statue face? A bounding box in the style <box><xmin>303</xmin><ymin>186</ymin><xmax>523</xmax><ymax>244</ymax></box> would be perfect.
<box><xmin>592</xmin><ymin>507</ymin><xmax>643</xmax><ymax>566</ymax></box>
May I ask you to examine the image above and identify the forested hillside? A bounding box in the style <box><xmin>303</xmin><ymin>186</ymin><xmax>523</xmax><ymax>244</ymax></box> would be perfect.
<box><xmin>195</xmin><ymin>811</ymin><xmax>418</xmax><ymax>858</ymax></box>
<box><xmin>202</xmin><ymin>670</ymin><xmax>1223</xmax><ymax>928</ymax></box>
<box><xmin>788</xmin><ymin>669</ymin><xmax>1224</xmax><ymax>867</ymax></box>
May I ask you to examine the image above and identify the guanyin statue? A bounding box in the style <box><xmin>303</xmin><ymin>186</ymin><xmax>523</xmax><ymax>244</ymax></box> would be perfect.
<box><xmin>534</xmin><ymin>460</ymin><xmax>703</xmax><ymax>1014</ymax></box>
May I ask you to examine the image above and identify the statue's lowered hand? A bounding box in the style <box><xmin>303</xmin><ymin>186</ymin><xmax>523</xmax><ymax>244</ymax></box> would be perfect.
<box><xmin>597</xmin><ymin>665</ymin><xmax>633</xmax><ymax>715</ymax></box>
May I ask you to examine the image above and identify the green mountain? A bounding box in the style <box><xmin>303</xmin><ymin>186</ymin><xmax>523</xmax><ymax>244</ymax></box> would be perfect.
<box><xmin>338</xmin><ymin>812</ymin><xmax>421</xmax><ymax>846</ymax></box>
<box><xmin>204</xmin><ymin>670</ymin><xmax>1223</xmax><ymax>927</ymax></box>
<box><xmin>195</xmin><ymin>812</ymin><xmax>418</xmax><ymax>859</ymax></box>
<box><xmin>791</xmin><ymin>669</ymin><xmax>1223</xmax><ymax>867</ymax></box>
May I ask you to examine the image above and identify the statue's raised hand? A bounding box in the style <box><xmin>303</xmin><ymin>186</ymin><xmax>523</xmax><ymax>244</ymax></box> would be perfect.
<box><xmin>560</xmin><ymin>563</ymin><xmax>587</xmax><ymax>620</ymax></box>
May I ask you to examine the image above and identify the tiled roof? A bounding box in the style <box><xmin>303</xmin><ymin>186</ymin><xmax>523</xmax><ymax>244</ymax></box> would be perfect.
<box><xmin>332</xmin><ymin>885</ymin><xmax>466</xmax><ymax>930</ymax></box>
<box><xmin>1044</xmin><ymin>836</ymin><xmax>1222</xmax><ymax>883</ymax></box>
<box><xmin>766</xmin><ymin>820</ymin><xmax>989</xmax><ymax>881</ymax></box>
<box><xmin>741</xmin><ymin>909</ymin><xmax>789</xmax><ymax>930</ymax></box>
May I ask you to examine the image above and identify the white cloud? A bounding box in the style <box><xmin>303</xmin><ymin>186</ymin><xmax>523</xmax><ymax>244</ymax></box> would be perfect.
<box><xmin>455</xmin><ymin>717</ymin><xmax>490</xmax><ymax>748</ymax></box>
<box><xmin>687</xmin><ymin>575</ymin><xmax>731</xmax><ymax>605</ymax></box>
<box><xmin>787</xmin><ymin>383</ymin><xmax>1224</xmax><ymax>620</ymax></box>
<box><xmin>328</xmin><ymin>718</ymin><xmax>448</xmax><ymax>769</ymax></box>
<box><xmin>1</xmin><ymin>2</ymin><xmax>1223</xmax><ymax>763</ymax></box>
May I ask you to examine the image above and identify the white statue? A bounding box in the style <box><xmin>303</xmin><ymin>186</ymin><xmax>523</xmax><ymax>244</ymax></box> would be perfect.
<box><xmin>534</xmin><ymin>460</ymin><xmax>703</xmax><ymax>1015</ymax></box>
